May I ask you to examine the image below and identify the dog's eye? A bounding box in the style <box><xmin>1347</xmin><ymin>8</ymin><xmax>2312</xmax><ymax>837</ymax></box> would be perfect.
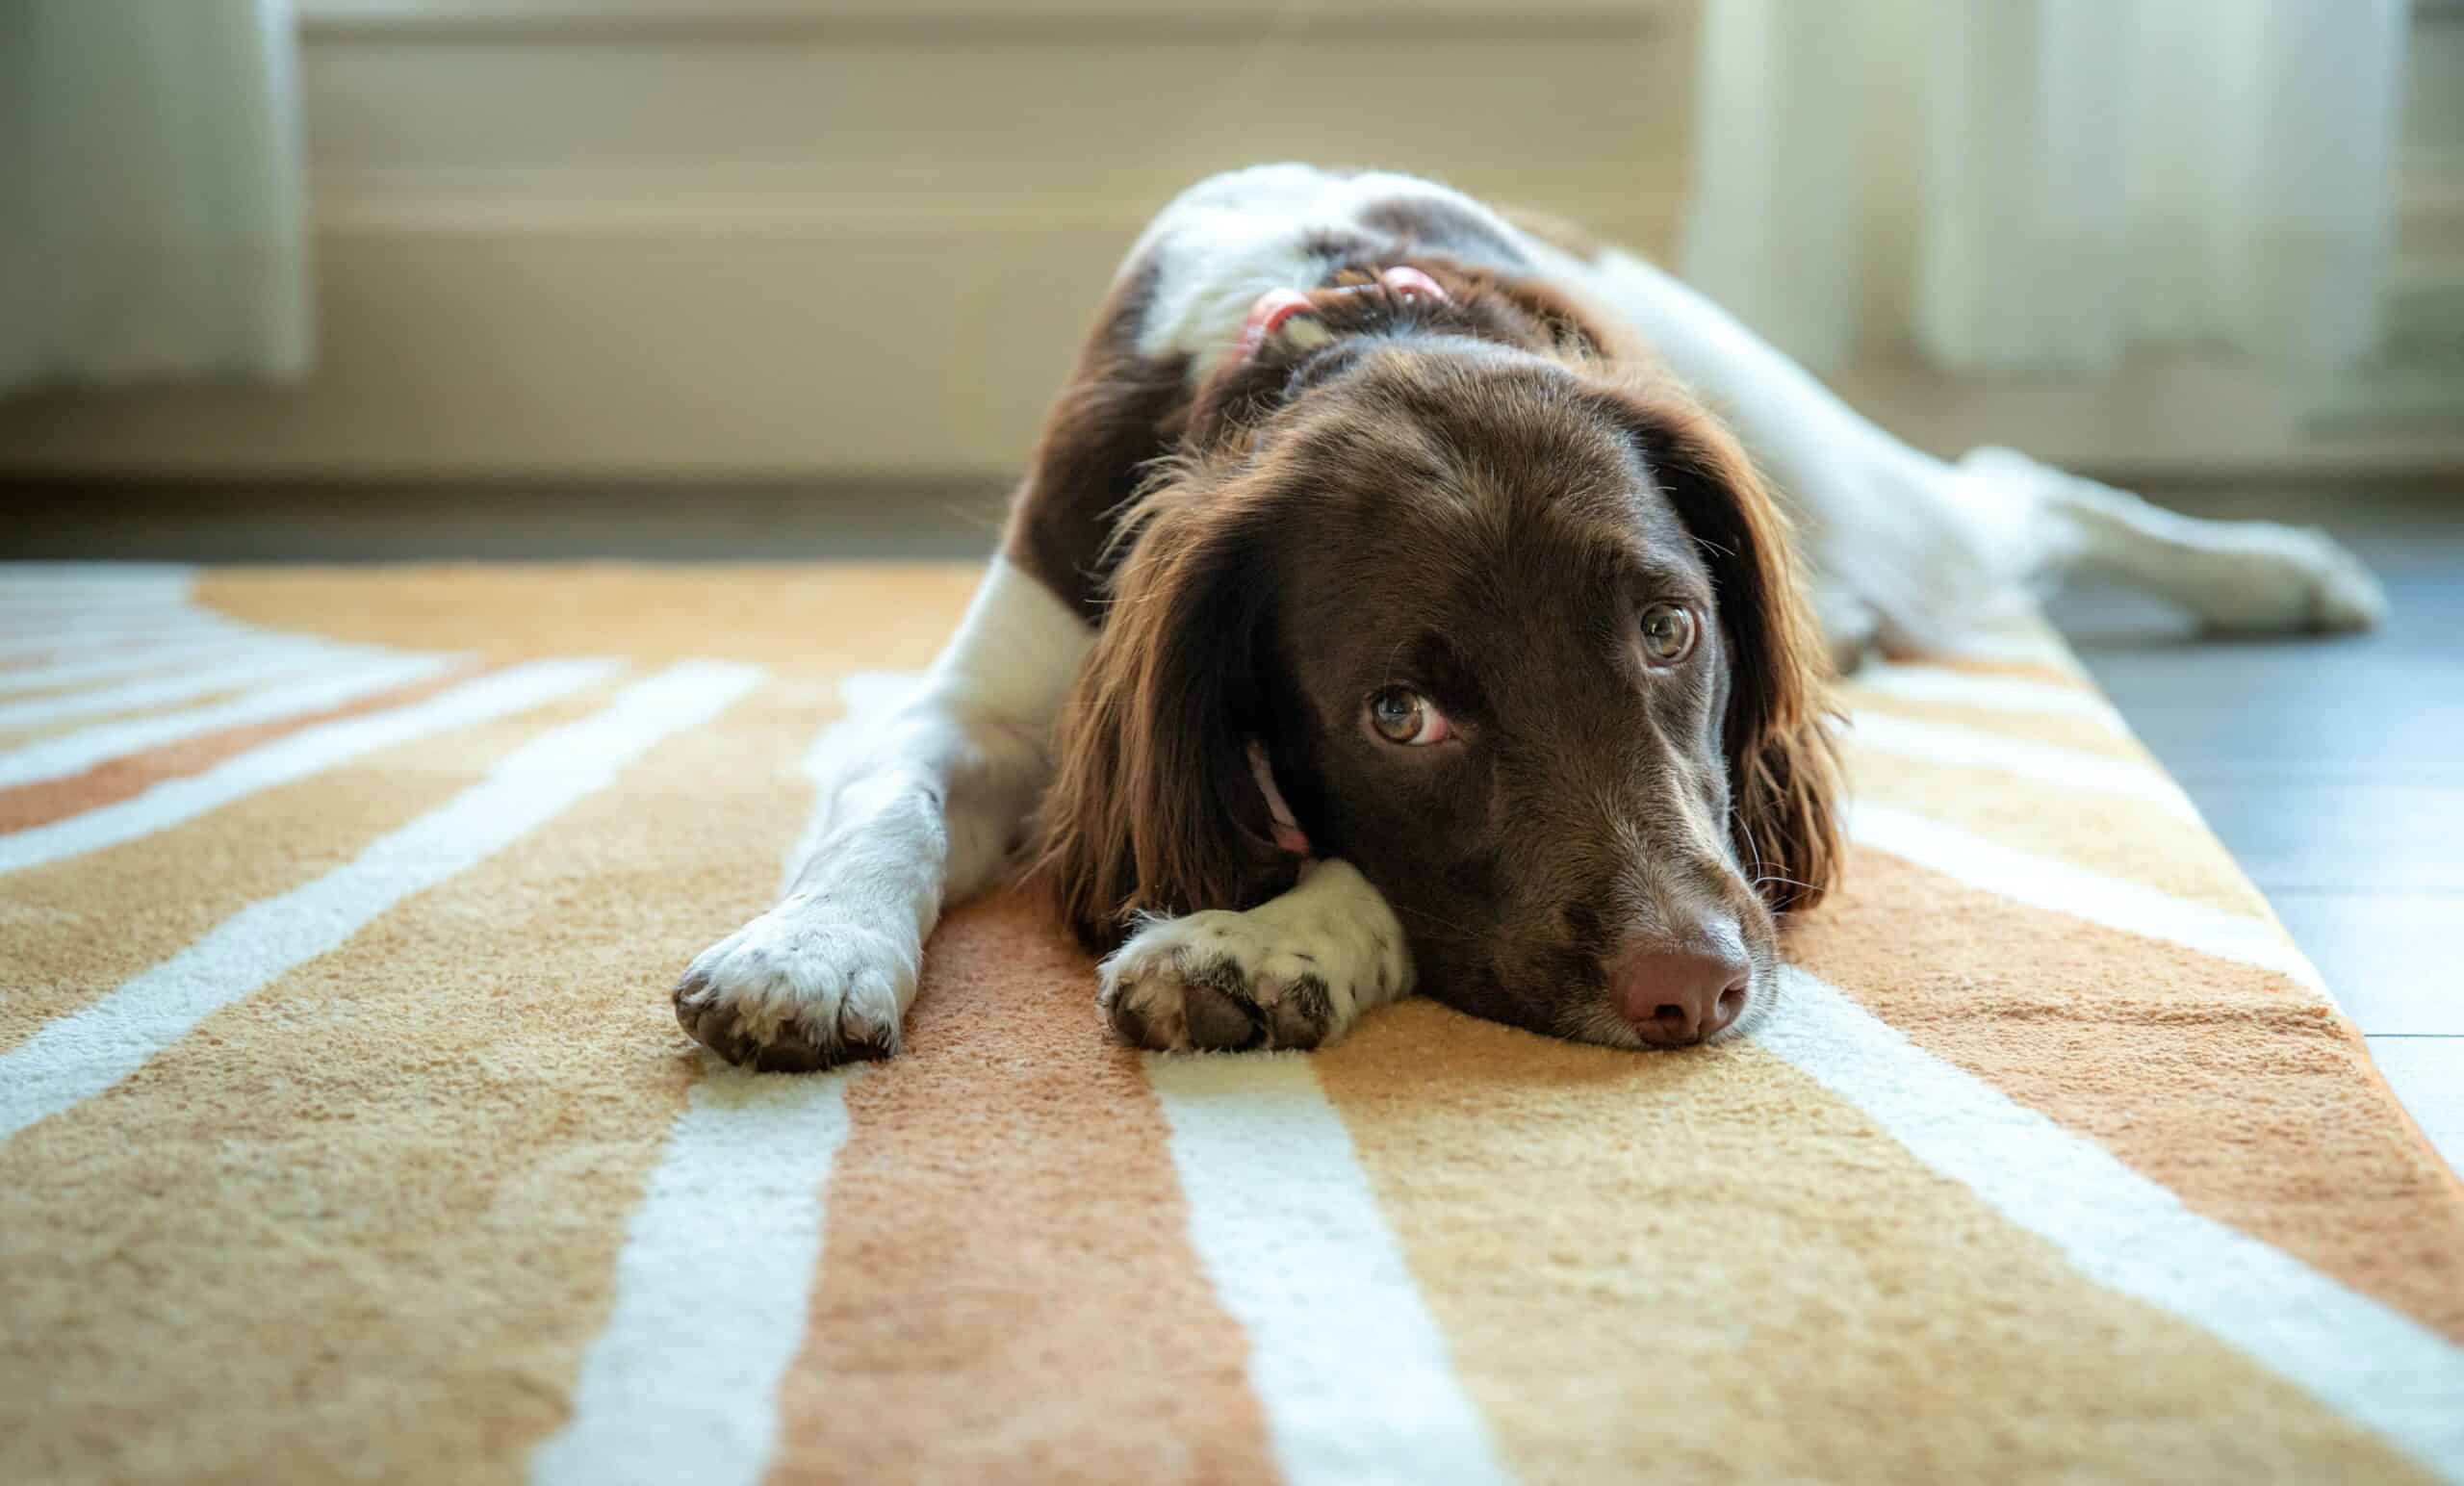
<box><xmin>1640</xmin><ymin>602</ymin><xmax>1699</xmax><ymax>665</ymax></box>
<box><xmin>1367</xmin><ymin>685</ymin><xmax>1450</xmax><ymax>746</ymax></box>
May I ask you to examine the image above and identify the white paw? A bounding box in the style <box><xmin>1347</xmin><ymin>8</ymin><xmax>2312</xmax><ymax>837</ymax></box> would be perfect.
<box><xmin>2194</xmin><ymin>524</ymin><xmax>2387</xmax><ymax>635</ymax></box>
<box><xmin>674</xmin><ymin>896</ymin><xmax>917</xmax><ymax>1070</ymax></box>
<box><xmin>1099</xmin><ymin>897</ymin><xmax>1404</xmax><ymax>1053</ymax></box>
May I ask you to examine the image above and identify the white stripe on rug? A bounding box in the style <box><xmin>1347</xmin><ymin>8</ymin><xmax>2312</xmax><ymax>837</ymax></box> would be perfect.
<box><xmin>0</xmin><ymin>658</ymin><xmax>622</xmax><ymax>874</ymax></box>
<box><xmin>0</xmin><ymin>653</ymin><xmax>459</xmax><ymax>790</ymax></box>
<box><xmin>1848</xmin><ymin>660</ymin><xmax>2121</xmax><ymax>729</ymax></box>
<box><xmin>1145</xmin><ymin>1053</ymin><xmax>1512</xmax><ymax>1486</ymax></box>
<box><xmin>0</xmin><ymin>606</ymin><xmax>249</xmax><ymax>642</ymax></box>
<box><xmin>0</xmin><ymin>600</ymin><xmax>195</xmax><ymax>626</ymax></box>
<box><xmin>530</xmin><ymin>674</ymin><xmax>898</xmax><ymax>1485</ymax></box>
<box><xmin>1756</xmin><ymin>966</ymin><xmax>2464</xmax><ymax>1479</ymax></box>
<box><xmin>0</xmin><ymin>645</ymin><xmax>394</xmax><ymax>730</ymax></box>
<box><xmin>1847</xmin><ymin>710</ymin><xmax>2198</xmax><ymax>820</ymax></box>
<box><xmin>0</xmin><ymin>561</ymin><xmax>194</xmax><ymax>589</ymax></box>
<box><xmin>0</xmin><ymin>660</ymin><xmax>762</xmax><ymax>1144</ymax></box>
<box><xmin>0</xmin><ymin>585</ymin><xmax>193</xmax><ymax>609</ymax></box>
<box><xmin>0</xmin><ymin>622</ymin><xmax>272</xmax><ymax>668</ymax></box>
<box><xmin>529</xmin><ymin>1068</ymin><xmax>857</xmax><ymax>1486</ymax></box>
<box><xmin>0</xmin><ymin>635</ymin><xmax>334</xmax><ymax>698</ymax></box>
<box><xmin>0</xmin><ymin>567</ymin><xmax>195</xmax><ymax>611</ymax></box>
<box><xmin>1848</xmin><ymin>802</ymin><xmax>2325</xmax><ymax>994</ymax></box>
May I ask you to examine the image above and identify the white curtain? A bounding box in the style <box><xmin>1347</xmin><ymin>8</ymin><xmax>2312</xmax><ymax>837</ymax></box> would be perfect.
<box><xmin>1681</xmin><ymin>0</ymin><xmax>2411</xmax><ymax>372</ymax></box>
<box><xmin>0</xmin><ymin>0</ymin><xmax>313</xmax><ymax>394</ymax></box>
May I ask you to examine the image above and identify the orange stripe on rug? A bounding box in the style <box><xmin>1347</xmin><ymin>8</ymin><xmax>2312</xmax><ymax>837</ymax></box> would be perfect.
<box><xmin>1310</xmin><ymin>1004</ymin><xmax>2434</xmax><ymax>1485</ymax></box>
<box><xmin>1844</xmin><ymin>692</ymin><xmax>2142</xmax><ymax>756</ymax></box>
<box><xmin>0</xmin><ymin>661</ymin><xmax>485</xmax><ymax>833</ymax></box>
<box><xmin>1929</xmin><ymin>656</ymin><xmax>2084</xmax><ymax>683</ymax></box>
<box><xmin>1847</xmin><ymin>754</ymin><xmax>2275</xmax><ymax>916</ymax></box>
<box><xmin>0</xmin><ymin>684</ymin><xmax>615</xmax><ymax>1055</ymax></box>
<box><xmin>761</xmin><ymin>890</ymin><xmax>1278</xmax><ymax>1486</ymax></box>
<box><xmin>196</xmin><ymin>563</ymin><xmax>988</xmax><ymax>669</ymax></box>
<box><xmin>1892</xmin><ymin>651</ymin><xmax>2088</xmax><ymax>685</ymax></box>
<box><xmin>1791</xmin><ymin>845</ymin><xmax>2464</xmax><ymax>1340</ymax></box>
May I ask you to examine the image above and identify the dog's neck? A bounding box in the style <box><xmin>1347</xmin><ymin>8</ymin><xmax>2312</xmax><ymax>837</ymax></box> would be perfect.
<box><xmin>1174</xmin><ymin>258</ymin><xmax>1619</xmax><ymax>456</ymax></box>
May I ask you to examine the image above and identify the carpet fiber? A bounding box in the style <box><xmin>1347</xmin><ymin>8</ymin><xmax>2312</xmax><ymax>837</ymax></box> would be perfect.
<box><xmin>4</xmin><ymin>561</ymin><xmax>2460</xmax><ymax>1485</ymax></box>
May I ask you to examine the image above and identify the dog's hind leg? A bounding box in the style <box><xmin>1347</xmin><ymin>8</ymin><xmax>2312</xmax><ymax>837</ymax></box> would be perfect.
<box><xmin>1096</xmin><ymin>858</ymin><xmax>1417</xmax><ymax>1052</ymax></box>
<box><xmin>1571</xmin><ymin>246</ymin><xmax>2384</xmax><ymax>653</ymax></box>
<box><xmin>674</xmin><ymin>558</ymin><xmax>1091</xmax><ymax>1069</ymax></box>
<box><xmin>1954</xmin><ymin>447</ymin><xmax>2385</xmax><ymax>634</ymax></box>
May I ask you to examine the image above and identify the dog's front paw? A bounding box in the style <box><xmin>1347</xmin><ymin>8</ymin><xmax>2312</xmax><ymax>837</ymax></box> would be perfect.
<box><xmin>1099</xmin><ymin>911</ymin><xmax>1343</xmax><ymax>1053</ymax></box>
<box><xmin>674</xmin><ymin>897</ymin><xmax>917</xmax><ymax>1070</ymax></box>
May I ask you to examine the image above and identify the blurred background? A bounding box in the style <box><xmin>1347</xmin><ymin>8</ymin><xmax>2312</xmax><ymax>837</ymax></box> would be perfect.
<box><xmin>0</xmin><ymin>0</ymin><xmax>2456</xmax><ymax>555</ymax></box>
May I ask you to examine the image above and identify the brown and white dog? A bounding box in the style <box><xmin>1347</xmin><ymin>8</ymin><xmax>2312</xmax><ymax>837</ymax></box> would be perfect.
<box><xmin>674</xmin><ymin>164</ymin><xmax>2383</xmax><ymax>1069</ymax></box>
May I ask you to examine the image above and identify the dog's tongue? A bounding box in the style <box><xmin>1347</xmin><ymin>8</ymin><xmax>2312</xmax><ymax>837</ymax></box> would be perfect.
<box><xmin>1235</xmin><ymin>265</ymin><xmax>1450</xmax><ymax>361</ymax></box>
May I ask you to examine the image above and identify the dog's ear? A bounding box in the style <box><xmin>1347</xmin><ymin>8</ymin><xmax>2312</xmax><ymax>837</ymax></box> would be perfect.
<box><xmin>1625</xmin><ymin>391</ymin><xmax>1843</xmax><ymax>913</ymax></box>
<box><xmin>1027</xmin><ymin>487</ymin><xmax>1291</xmax><ymax>949</ymax></box>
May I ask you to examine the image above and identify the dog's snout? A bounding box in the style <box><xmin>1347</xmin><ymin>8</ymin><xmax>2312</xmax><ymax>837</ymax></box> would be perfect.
<box><xmin>1612</xmin><ymin>937</ymin><xmax>1751</xmax><ymax>1046</ymax></box>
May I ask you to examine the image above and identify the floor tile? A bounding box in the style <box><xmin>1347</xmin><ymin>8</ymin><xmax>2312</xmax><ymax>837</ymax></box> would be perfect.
<box><xmin>2181</xmin><ymin>782</ymin><xmax>2464</xmax><ymax>892</ymax></box>
<box><xmin>2267</xmin><ymin>891</ymin><xmax>2464</xmax><ymax>1035</ymax></box>
<box><xmin>2365</xmin><ymin>1037</ymin><xmax>2464</xmax><ymax>1180</ymax></box>
<box><xmin>2075</xmin><ymin>648</ymin><xmax>2464</xmax><ymax>781</ymax></box>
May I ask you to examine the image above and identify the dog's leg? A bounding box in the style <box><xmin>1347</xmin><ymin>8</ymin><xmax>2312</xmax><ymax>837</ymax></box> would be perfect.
<box><xmin>1575</xmin><ymin>247</ymin><xmax>2385</xmax><ymax>649</ymax></box>
<box><xmin>1956</xmin><ymin>447</ymin><xmax>2385</xmax><ymax>634</ymax></box>
<box><xmin>1099</xmin><ymin>858</ymin><xmax>1416</xmax><ymax>1053</ymax></box>
<box><xmin>674</xmin><ymin>558</ymin><xmax>1091</xmax><ymax>1069</ymax></box>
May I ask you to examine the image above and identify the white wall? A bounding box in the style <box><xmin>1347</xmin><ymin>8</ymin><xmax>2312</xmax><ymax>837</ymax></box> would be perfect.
<box><xmin>0</xmin><ymin>0</ymin><xmax>1688</xmax><ymax>477</ymax></box>
<box><xmin>0</xmin><ymin>0</ymin><xmax>2457</xmax><ymax>480</ymax></box>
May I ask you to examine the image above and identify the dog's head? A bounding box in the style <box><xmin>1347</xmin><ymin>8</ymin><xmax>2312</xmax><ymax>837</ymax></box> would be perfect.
<box><xmin>1033</xmin><ymin>264</ymin><xmax>1840</xmax><ymax>1047</ymax></box>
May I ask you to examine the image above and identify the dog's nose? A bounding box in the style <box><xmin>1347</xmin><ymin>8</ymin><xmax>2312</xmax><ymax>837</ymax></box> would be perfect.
<box><xmin>1613</xmin><ymin>942</ymin><xmax>1751</xmax><ymax>1046</ymax></box>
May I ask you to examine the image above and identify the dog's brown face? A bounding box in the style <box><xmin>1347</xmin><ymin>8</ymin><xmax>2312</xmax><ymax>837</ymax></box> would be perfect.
<box><xmin>1035</xmin><ymin>270</ymin><xmax>1840</xmax><ymax>1048</ymax></box>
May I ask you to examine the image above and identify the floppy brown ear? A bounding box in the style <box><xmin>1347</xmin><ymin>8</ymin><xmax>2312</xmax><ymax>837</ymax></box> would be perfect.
<box><xmin>1026</xmin><ymin>490</ymin><xmax>1292</xmax><ymax>950</ymax></box>
<box><xmin>1629</xmin><ymin>393</ymin><xmax>1844</xmax><ymax>913</ymax></box>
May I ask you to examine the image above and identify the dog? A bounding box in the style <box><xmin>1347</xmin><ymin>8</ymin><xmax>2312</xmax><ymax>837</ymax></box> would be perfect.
<box><xmin>674</xmin><ymin>164</ymin><xmax>2384</xmax><ymax>1069</ymax></box>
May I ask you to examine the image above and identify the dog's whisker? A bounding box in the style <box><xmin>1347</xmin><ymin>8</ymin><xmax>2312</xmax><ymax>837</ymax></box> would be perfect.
<box><xmin>1386</xmin><ymin>901</ymin><xmax>1476</xmax><ymax>939</ymax></box>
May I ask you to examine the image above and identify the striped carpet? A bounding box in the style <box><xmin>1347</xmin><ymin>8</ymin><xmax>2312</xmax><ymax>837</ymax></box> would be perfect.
<box><xmin>4</xmin><ymin>561</ymin><xmax>2461</xmax><ymax>1485</ymax></box>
